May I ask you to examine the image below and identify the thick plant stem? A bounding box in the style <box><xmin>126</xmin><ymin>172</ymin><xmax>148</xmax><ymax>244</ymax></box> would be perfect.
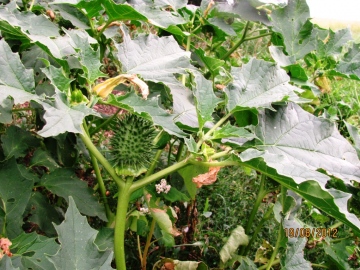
<box><xmin>258</xmin><ymin>259</ymin><xmax>280</xmax><ymax>270</ymax></box>
<box><xmin>130</xmin><ymin>159</ymin><xmax>190</xmax><ymax>193</ymax></box>
<box><xmin>145</xmin><ymin>149</ymin><xmax>162</xmax><ymax>177</ymax></box>
<box><xmin>221</xmin><ymin>21</ymin><xmax>250</xmax><ymax>60</ymax></box>
<box><xmin>114</xmin><ymin>178</ymin><xmax>133</xmax><ymax>270</ymax></box>
<box><xmin>141</xmin><ymin>217</ymin><xmax>156</xmax><ymax>270</ymax></box>
<box><xmin>245</xmin><ymin>174</ymin><xmax>267</xmax><ymax>234</ymax></box>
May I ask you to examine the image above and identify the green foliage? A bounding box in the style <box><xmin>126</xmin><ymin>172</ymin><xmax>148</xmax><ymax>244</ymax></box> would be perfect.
<box><xmin>0</xmin><ymin>0</ymin><xmax>359</xmax><ymax>269</ymax></box>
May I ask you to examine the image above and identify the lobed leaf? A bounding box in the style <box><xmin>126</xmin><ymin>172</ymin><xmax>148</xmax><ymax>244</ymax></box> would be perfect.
<box><xmin>270</xmin><ymin>0</ymin><xmax>316</xmax><ymax>59</ymax></box>
<box><xmin>280</xmin><ymin>238</ymin><xmax>312</xmax><ymax>270</ymax></box>
<box><xmin>48</xmin><ymin>197</ymin><xmax>113</xmax><ymax>270</ymax></box>
<box><xmin>237</xmin><ymin>102</ymin><xmax>360</xmax><ymax>235</ymax></box>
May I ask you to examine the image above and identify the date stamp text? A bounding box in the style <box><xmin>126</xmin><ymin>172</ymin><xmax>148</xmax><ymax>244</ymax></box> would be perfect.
<box><xmin>284</xmin><ymin>228</ymin><xmax>338</xmax><ymax>238</ymax></box>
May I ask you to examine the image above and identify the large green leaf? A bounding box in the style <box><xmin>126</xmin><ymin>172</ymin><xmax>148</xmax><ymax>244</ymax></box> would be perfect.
<box><xmin>0</xmin><ymin>256</ymin><xmax>19</xmax><ymax>270</ymax></box>
<box><xmin>41</xmin><ymin>59</ymin><xmax>74</xmax><ymax>93</ymax></box>
<box><xmin>51</xmin><ymin>0</ymin><xmax>104</xmax><ymax>18</ymax></box>
<box><xmin>40</xmin><ymin>169</ymin><xmax>107</xmax><ymax>221</ymax></box>
<box><xmin>0</xmin><ymin>39</ymin><xmax>34</xmax><ymax>91</ymax></box>
<box><xmin>192</xmin><ymin>72</ymin><xmax>221</xmax><ymax>129</ymax></box>
<box><xmin>37</xmin><ymin>94</ymin><xmax>97</xmax><ymax>137</ymax></box>
<box><xmin>116</xmin><ymin>28</ymin><xmax>199</xmax><ymax>128</ymax></box>
<box><xmin>280</xmin><ymin>238</ymin><xmax>311</xmax><ymax>270</ymax></box>
<box><xmin>11</xmin><ymin>232</ymin><xmax>59</xmax><ymax>270</ymax></box>
<box><xmin>270</xmin><ymin>0</ymin><xmax>316</xmax><ymax>59</ymax></box>
<box><xmin>0</xmin><ymin>159</ymin><xmax>34</xmax><ymax>238</ymax></box>
<box><xmin>47</xmin><ymin>197</ymin><xmax>113</xmax><ymax>270</ymax></box>
<box><xmin>237</xmin><ymin>102</ymin><xmax>360</xmax><ymax>235</ymax></box>
<box><xmin>225</xmin><ymin>58</ymin><xmax>301</xmax><ymax>112</ymax></box>
<box><xmin>105</xmin><ymin>92</ymin><xmax>186</xmax><ymax>137</ymax></box>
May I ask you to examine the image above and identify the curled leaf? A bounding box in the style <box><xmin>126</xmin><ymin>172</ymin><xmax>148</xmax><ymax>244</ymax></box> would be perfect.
<box><xmin>93</xmin><ymin>74</ymin><xmax>149</xmax><ymax>99</ymax></box>
<box><xmin>192</xmin><ymin>167</ymin><xmax>221</xmax><ymax>188</ymax></box>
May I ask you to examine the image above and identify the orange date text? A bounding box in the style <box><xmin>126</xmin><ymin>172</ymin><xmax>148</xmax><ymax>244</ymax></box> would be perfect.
<box><xmin>284</xmin><ymin>227</ymin><xmax>337</xmax><ymax>238</ymax></box>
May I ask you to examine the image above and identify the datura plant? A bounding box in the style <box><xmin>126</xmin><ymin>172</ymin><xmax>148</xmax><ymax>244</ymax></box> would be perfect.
<box><xmin>0</xmin><ymin>0</ymin><xmax>360</xmax><ymax>269</ymax></box>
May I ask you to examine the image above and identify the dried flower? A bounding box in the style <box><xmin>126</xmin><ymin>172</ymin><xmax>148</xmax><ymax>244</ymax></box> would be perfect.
<box><xmin>0</xmin><ymin>237</ymin><xmax>12</xmax><ymax>257</ymax></box>
<box><xmin>155</xmin><ymin>179</ymin><xmax>171</xmax><ymax>194</ymax></box>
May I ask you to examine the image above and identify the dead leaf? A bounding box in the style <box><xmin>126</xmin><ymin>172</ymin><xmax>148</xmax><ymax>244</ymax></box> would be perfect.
<box><xmin>192</xmin><ymin>167</ymin><xmax>221</xmax><ymax>188</ymax></box>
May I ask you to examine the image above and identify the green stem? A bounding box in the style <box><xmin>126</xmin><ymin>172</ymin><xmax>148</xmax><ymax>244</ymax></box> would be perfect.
<box><xmin>114</xmin><ymin>178</ymin><xmax>133</xmax><ymax>270</ymax></box>
<box><xmin>176</xmin><ymin>141</ymin><xmax>185</xmax><ymax>162</ymax></box>
<box><xmin>90</xmin><ymin>108</ymin><xmax>122</xmax><ymax>136</ymax></box>
<box><xmin>242</xmin><ymin>32</ymin><xmax>272</xmax><ymax>42</ymax></box>
<box><xmin>242</xmin><ymin>204</ymin><xmax>273</xmax><ymax>256</ymax></box>
<box><xmin>265</xmin><ymin>222</ymin><xmax>283</xmax><ymax>270</ymax></box>
<box><xmin>330</xmin><ymin>221</ymin><xmax>342</xmax><ymax>229</ymax></box>
<box><xmin>311</xmin><ymin>264</ymin><xmax>329</xmax><ymax>269</ymax></box>
<box><xmin>265</xmin><ymin>185</ymin><xmax>286</xmax><ymax>270</ymax></box>
<box><xmin>196</xmin><ymin>112</ymin><xmax>232</xmax><ymax>149</ymax></box>
<box><xmin>221</xmin><ymin>21</ymin><xmax>250</xmax><ymax>60</ymax></box>
<box><xmin>90</xmin><ymin>153</ymin><xmax>115</xmax><ymax>226</ymax></box>
<box><xmin>145</xmin><ymin>150</ymin><xmax>162</xmax><ymax>177</ymax></box>
<box><xmin>190</xmin><ymin>160</ymin><xmax>239</xmax><ymax>167</ymax></box>
<box><xmin>245</xmin><ymin>174</ymin><xmax>267</xmax><ymax>234</ymax></box>
<box><xmin>141</xmin><ymin>217</ymin><xmax>156</xmax><ymax>270</ymax></box>
<box><xmin>130</xmin><ymin>159</ymin><xmax>190</xmax><ymax>193</ymax></box>
<box><xmin>79</xmin><ymin>124</ymin><xmax>124</xmax><ymax>188</ymax></box>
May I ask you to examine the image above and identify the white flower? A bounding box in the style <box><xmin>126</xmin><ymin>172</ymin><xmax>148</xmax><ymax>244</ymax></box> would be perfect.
<box><xmin>155</xmin><ymin>179</ymin><xmax>171</xmax><ymax>194</ymax></box>
<box><xmin>140</xmin><ymin>207</ymin><xmax>149</xmax><ymax>214</ymax></box>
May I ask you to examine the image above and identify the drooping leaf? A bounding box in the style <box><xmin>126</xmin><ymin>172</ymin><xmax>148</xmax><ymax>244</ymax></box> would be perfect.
<box><xmin>116</xmin><ymin>28</ymin><xmax>199</xmax><ymax>128</ymax></box>
<box><xmin>51</xmin><ymin>0</ymin><xmax>104</xmax><ymax>19</ymax></box>
<box><xmin>336</xmin><ymin>43</ymin><xmax>360</xmax><ymax>80</ymax></box>
<box><xmin>219</xmin><ymin>225</ymin><xmax>249</xmax><ymax>264</ymax></box>
<box><xmin>191</xmin><ymin>72</ymin><xmax>221</xmax><ymax>129</ymax></box>
<box><xmin>64</xmin><ymin>29</ymin><xmax>105</xmax><ymax>83</ymax></box>
<box><xmin>270</xmin><ymin>0</ymin><xmax>316</xmax><ymax>59</ymax></box>
<box><xmin>178</xmin><ymin>164</ymin><xmax>209</xmax><ymax>199</ymax></box>
<box><xmin>237</xmin><ymin>102</ymin><xmax>360</xmax><ymax>235</ymax></box>
<box><xmin>345</xmin><ymin>121</ymin><xmax>360</xmax><ymax>156</ymax></box>
<box><xmin>105</xmin><ymin>92</ymin><xmax>186</xmax><ymax>137</ymax></box>
<box><xmin>37</xmin><ymin>94</ymin><xmax>97</xmax><ymax>137</ymax></box>
<box><xmin>25</xmin><ymin>192</ymin><xmax>63</xmax><ymax>236</ymax></box>
<box><xmin>41</xmin><ymin>59</ymin><xmax>73</xmax><ymax>93</ymax></box>
<box><xmin>211</xmin><ymin>0</ymin><xmax>271</xmax><ymax>25</ymax></box>
<box><xmin>212</xmin><ymin>122</ymin><xmax>254</xmax><ymax>140</ymax></box>
<box><xmin>225</xmin><ymin>58</ymin><xmax>301</xmax><ymax>112</ymax></box>
<box><xmin>317</xmin><ymin>28</ymin><xmax>352</xmax><ymax>58</ymax></box>
<box><xmin>280</xmin><ymin>237</ymin><xmax>312</xmax><ymax>270</ymax></box>
<box><xmin>40</xmin><ymin>169</ymin><xmax>107</xmax><ymax>221</ymax></box>
<box><xmin>0</xmin><ymin>39</ymin><xmax>34</xmax><ymax>91</ymax></box>
<box><xmin>11</xmin><ymin>232</ymin><xmax>59</xmax><ymax>270</ymax></box>
<box><xmin>47</xmin><ymin>197</ymin><xmax>113</xmax><ymax>270</ymax></box>
<box><xmin>0</xmin><ymin>97</ymin><xmax>13</xmax><ymax>123</ymax></box>
<box><xmin>0</xmin><ymin>159</ymin><xmax>34</xmax><ymax>238</ymax></box>
<box><xmin>150</xmin><ymin>208</ymin><xmax>180</xmax><ymax>237</ymax></box>
<box><xmin>194</xmin><ymin>48</ymin><xmax>226</xmax><ymax>77</ymax></box>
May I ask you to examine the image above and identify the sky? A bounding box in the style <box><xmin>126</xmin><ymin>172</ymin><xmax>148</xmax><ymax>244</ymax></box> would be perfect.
<box><xmin>307</xmin><ymin>0</ymin><xmax>360</xmax><ymax>22</ymax></box>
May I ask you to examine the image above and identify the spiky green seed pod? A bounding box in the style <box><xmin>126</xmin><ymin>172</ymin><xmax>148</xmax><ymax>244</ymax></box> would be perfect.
<box><xmin>109</xmin><ymin>114</ymin><xmax>156</xmax><ymax>177</ymax></box>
